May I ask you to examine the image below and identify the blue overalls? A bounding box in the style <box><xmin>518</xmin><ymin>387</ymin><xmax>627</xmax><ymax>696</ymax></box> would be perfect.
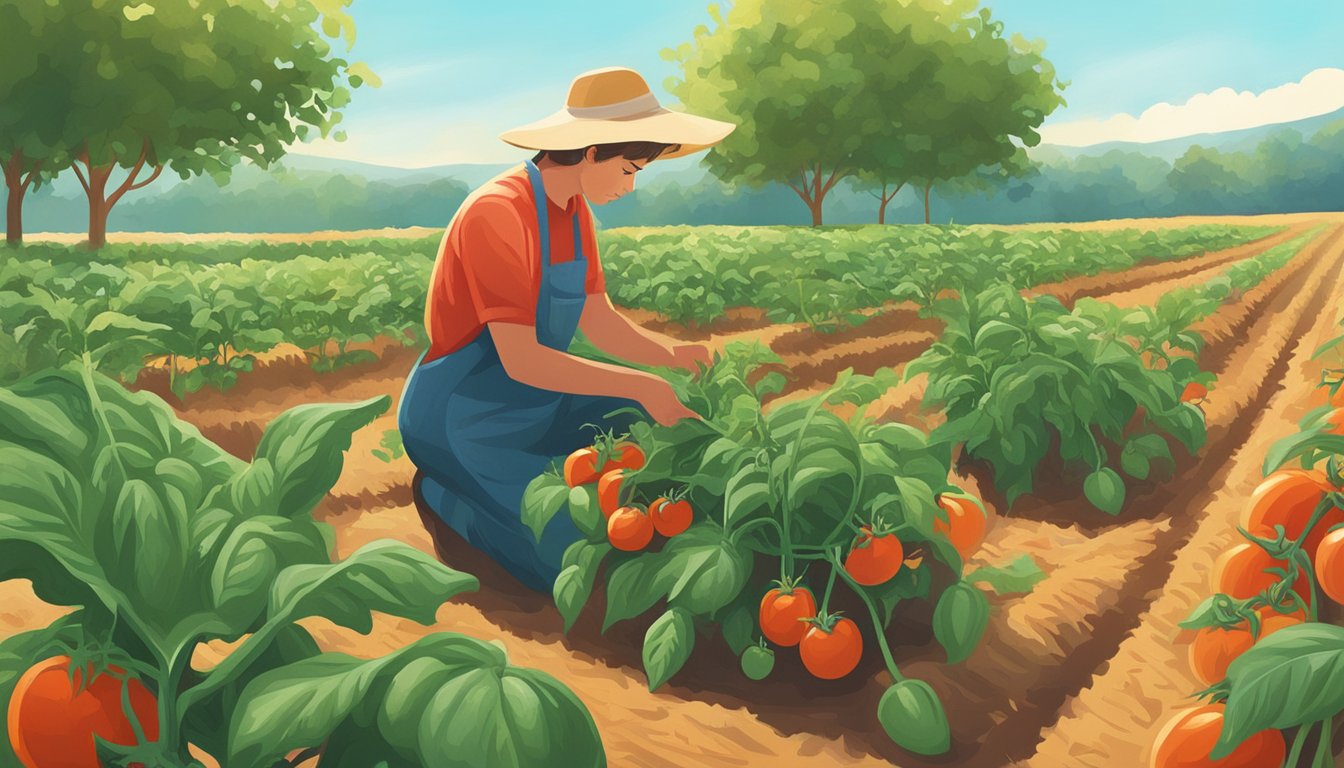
<box><xmin>397</xmin><ymin>159</ymin><xmax>646</xmax><ymax>592</ymax></box>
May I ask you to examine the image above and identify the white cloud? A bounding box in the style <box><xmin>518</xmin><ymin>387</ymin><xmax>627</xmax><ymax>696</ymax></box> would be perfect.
<box><xmin>1040</xmin><ymin>67</ymin><xmax>1344</xmax><ymax>147</ymax></box>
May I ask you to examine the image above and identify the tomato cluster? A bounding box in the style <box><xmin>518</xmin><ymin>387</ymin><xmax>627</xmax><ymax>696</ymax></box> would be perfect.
<box><xmin>1153</xmin><ymin>413</ymin><xmax>1344</xmax><ymax>766</ymax></box>
<box><xmin>565</xmin><ymin>440</ymin><xmax>696</xmax><ymax>553</ymax></box>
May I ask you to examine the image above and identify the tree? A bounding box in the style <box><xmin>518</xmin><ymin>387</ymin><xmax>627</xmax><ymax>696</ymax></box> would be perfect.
<box><xmin>897</xmin><ymin>3</ymin><xmax>1066</xmax><ymax>223</ymax></box>
<box><xmin>0</xmin><ymin>2</ymin><xmax>70</xmax><ymax>245</ymax></box>
<box><xmin>664</xmin><ymin>0</ymin><xmax>1063</xmax><ymax>227</ymax></box>
<box><xmin>21</xmin><ymin>0</ymin><xmax>378</xmax><ymax>249</ymax></box>
<box><xmin>663</xmin><ymin>0</ymin><xmax>881</xmax><ymax>226</ymax></box>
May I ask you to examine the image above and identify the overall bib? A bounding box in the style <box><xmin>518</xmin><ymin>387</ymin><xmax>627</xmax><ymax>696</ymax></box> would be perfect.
<box><xmin>397</xmin><ymin>159</ymin><xmax>646</xmax><ymax>592</ymax></box>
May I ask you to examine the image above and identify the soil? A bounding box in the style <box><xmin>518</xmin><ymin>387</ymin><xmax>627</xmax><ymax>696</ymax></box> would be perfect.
<box><xmin>4</xmin><ymin>213</ymin><xmax>1344</xmax><ymax>767</ymax></box>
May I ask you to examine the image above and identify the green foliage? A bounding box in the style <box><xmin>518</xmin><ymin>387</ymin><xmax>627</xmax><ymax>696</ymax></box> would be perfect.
<box><xmin>664</xmin><ymin>0</ymin><xmax>1064</xmax><ymax>224</ymax></box>
<box><xmin>0</xmin><ymin>364</ymin><xmax>602</xmax><ymax>767</ymax></box>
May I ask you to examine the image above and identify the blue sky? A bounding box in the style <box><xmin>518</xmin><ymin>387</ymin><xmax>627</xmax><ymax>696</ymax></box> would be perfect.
<box><xmin>293</xmin><ymin>1</ymin><xmax>1344</xmax><ymax>169</ymax></box>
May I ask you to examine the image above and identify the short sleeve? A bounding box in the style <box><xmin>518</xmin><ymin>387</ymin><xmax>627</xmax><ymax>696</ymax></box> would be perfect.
<box><xmin>582</xmin><ymin>199</ymin><xmax>606</xmax><ymax>295</ymax></box>
<box><xmin>456</xmin><ymin>197</ymin><xmax>536</xmax><ymax>326</ymax></box>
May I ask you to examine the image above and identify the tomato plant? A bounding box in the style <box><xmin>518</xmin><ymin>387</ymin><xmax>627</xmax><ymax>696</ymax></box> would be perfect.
<box><xmin>523</xmin><ymin>342</ymin><xmax>1044</xmax><ymax>757</ymax></box>
<box><xmin>0</xmin><ymin>361</ymin><xmax>604</xmax><ymax>768</ymax></box>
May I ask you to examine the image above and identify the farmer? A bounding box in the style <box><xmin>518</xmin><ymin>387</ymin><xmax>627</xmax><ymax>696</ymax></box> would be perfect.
<box><xmin>398</xmin><ymin>67</ymin><xmax>736</xmax><ymax>592</ymax></box>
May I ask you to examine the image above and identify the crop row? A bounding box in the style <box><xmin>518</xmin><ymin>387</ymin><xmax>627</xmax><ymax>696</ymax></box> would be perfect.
<box><xmin>601</xmin><ymin>223</ymin><xmax>1279</xmax><ymax>327</ymax></box>
<box><xmin>1150</xmin><ymin>320</ymin><xmax>1344</xmax><ymax>767</ymax></box>
<box><xmin>1</xmin><ymin>224</ymin><xmax>1278</xmax><ymax>393</ymax></box>
<box><xmin>909</xmin><ymin>228</ymin><xmax>1322</xmax><ymax>513</ymax></box>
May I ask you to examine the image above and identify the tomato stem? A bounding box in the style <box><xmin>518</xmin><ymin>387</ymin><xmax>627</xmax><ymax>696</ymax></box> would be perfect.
<box><xmin>820</xmin><ymin>551</ymin><xmax>839</xmax><ymax>615</ymax></box>
<box><xmin>1285</xmin><ymin>719</ymin><xmax>1314</xmax><ymax>768</ymax></box>
<box><xmin>829</xmin><ymin>551</ymin><xmax>905</xmax><ymax>683</ymax></box>
<box><xmin>1313</xmin><ymin>717</ymin><xmax>1333</xmax><ymax>768</ymax></box>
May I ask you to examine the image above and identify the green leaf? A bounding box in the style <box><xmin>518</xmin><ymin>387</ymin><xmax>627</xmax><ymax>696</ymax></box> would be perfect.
<box><xmin>1263</xmin><ymin>432</ymin><xmax>1344</xmax><ymax>476</ymax></box>
<box><xmin>1212</xmin><ymin>623</ymin><xmax>1344</xmax><ymax>759</ymax></box>
<box><xmin>109</xmin><ymin>477</ymin><xmax>188</xmax><ymax>608</ymax></box>
<box><xmin>1120</xmin><ymin>433</ymin><xmax>1173</xmax><ymax>481</ymax></box>
<box><xmin>267</xmin><ymin>540</ymin><xmax>478</xmax><ymax>634</ymax></box>
<box><xmin>210</xmin><ymin>517</ymin><xmax>330</xmax><ymax>637</ymax></box>
<box><xmin>932</xmin><ymin>582</ymin><xmax>989</xmax><ymax>664</ymax></box>
<box><xmin>567</xmin><ymin>485</ymin><xmax>604</xmax><ymax>540</ymax></box>
<box><xmin>183</xmin><ymin>624</ymin><xmax>323</xmax><ymax>760</ymax></box>
<box><xmin>1083</xmin><ymin>467</ymin><xmax>1125</xmax><ymax>515</ymax></box>
<box><xmin>252</xmin><ymin>397</ymin><xmax>390</xmax><ymax>519</ymax></box>
<box><xmin>228</xmin><ymin>632</ymin><xmax>602</xmax><ymax>768</ymax></box>
<box><xmin>657</xmin><ymin>532</ymin><xmax>750</xmax><ymax>618</ymax></box>
<box><xmin>718</xmin><ymin>600</ymin><xmax>754</xmax><ymax>655</ymax></box>
<box><xmin>643</xmin><ymin>607</ymin><xmax>695</xmax><ymax>690</ymax></box>
<box><xmin>522</xmin><ymin>471</ymin><xmax>569</xmax><ymax>544</ymax></box>
<box><xmin>965</xmin><ymin>554</ymin><xmax>1045</xmax><ymax>595</ymax></box>
<box><xmin>877</xmin><ymin>679</ymin><xmax>951</xmax><ymax>756</ymax></box>
<box><xmin>553</xmin><ymin>540</ymin><xmax>609</xmax><ymax>632</ymax></box>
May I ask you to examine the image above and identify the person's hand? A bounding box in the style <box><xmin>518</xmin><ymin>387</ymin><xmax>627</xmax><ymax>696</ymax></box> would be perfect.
<box><xmin>669</xmin><ymin>342</ymin><xmax>713</xmax><ymax>375</ymax></box>
<box><xmin>638</xmin><ymin>377</ymin><xmax>703</xmax><ymax>426</ymax></box>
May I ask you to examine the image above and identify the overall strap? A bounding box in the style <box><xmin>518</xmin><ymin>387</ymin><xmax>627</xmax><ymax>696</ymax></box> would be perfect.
<box><xmin>522</xmin><ymin>159</ymin><xmax>553</xmax><ymax>276</ymax></box>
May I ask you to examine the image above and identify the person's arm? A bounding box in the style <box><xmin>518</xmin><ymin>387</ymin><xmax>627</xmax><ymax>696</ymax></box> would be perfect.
<box><xmin>490</xmin><ymin>322</ymin><xmax>700</xmax><ymax>425</ymax></box>
<box><xmin>578</xmin><ymin>294</ymin><xmax>712</xmax><ymax>372</ymax></box>
<box><xmin>578</xmin><ymin>293</ymin><xmax>677</xmax><ymax>368</ymax></box>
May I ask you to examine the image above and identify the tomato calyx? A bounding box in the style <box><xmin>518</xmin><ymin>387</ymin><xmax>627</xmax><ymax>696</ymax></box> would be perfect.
<box><xmin>768</xmin><ymin>573</ymin><xmax>808</xmax><ymax>596</ymax></box>
<box><xmin>801</xmin><ymin>609</ymin><xmax>845</xmax><ymax>635</ymax></box>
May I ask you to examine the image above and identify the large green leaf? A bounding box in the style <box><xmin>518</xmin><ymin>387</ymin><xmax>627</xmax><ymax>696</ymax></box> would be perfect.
<box><xmin>228</xmin><ymin>633</ymin><xmax>604</xmax><ymax>768</ymax></box>
<box><xmin>553</xmin><ymin>540</ymin><xmax>610</xmax><ymax>632</ymax></box>
<box><xmin>664</xmin><ymin>527</ymin><xmax>752</xmax><ymax>615</ymax></box>
<box><xmin>267</xmin><ymin>540</ymin><xmax>479</xmax><ymax>634</ymax></box>
<box><xmin>252</xmin><ymin>396</ymin><xmax>391</xmax><ymax>519</ymax></box>
<box><xmin>1212</xmin><ymin>623</ymin><xmax>1344</xmax><ymax>759</ymax></box>
<box><xmin>209</xmin><ymin>517</ymin><xmax>331</xmax><ymax>639</ymax></box>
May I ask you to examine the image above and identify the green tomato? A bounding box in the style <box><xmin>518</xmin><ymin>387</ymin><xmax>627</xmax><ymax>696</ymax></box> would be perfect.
<box><xmin>740</xmin><ymin>644</ymin><xmax>775</xmax><ymax>681</ymax></box>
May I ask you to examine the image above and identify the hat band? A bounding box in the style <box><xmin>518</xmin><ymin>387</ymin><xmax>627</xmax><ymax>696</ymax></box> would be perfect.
<box><xmin>566</xmin><ymin>92</ymin><xmax>662</xmax><ymax>119</ymax></box>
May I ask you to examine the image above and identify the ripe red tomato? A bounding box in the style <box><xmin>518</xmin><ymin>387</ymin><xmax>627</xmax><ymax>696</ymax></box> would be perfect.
<box><xmin>1243</xmin><ymin>470</ymin><xmax>1343</xmax><ymax>560</ymax></box>
<box><xmin>7</xmin><ymin>656</ymin><xmax>159</xmax><ymax>768</ymax></box>
<box><xmin>1316</xmin><ymin>527</ymin><xmax>1344</xmax><ymax>604</ymax></box>
<box><xmin>606</xmin><ymin>506</ymin><xmax>653</xmax><ymax>551</ymax></box>
<box><xmin>759</xmin><ymin>587</ymin><xmax>816</xmax><ymax>647</ymax></box>
<box><xmin>1212</xmin><ymin>536</ymin><xmax>1311</xmax><ymax>605</ymax></box>
<box><xmin>1150</xmin><ymin>703</ymin><xmax>1285</xmax><ymax>767</ymax></box>
<box><xmin>800</xmin><ymin>617</ymin><xmax>863</xmax><ymax>680</ymax></box>
<box><xmin>934</xmin><ymin>495</ymin><xmax>987</xmax><ymax>561</ymax></box>
<box><xmin>1180</xmin><ymin>382</ymin><xmax>1208</xmax><ymax>402</ymax></box>
<box><xmin>597</xmin><ymin>469</ymin><xmax>625</xmax><ymax>517</ymax></box>
<box><xmin>651</xmin><ymin>498</ymin><xmax>693</xmax><ymax>537</ymax></box>
<box><xmin>843</xmin><ymin>528</ymin><xmax>904</xmax><ymax>586</ymax></box>
<box><xmin>1187</xmin><ymin>608</ymin><xmax>1301</xmax><ymax>686</ymax></box>
<box><xmin>612</xmin><ymin>442</ymin><xmax>646</xmax><ymax>471</ymax></box>
<box><xmin>564</xmin><ymin>448</ymin><xmax>602</xmax><ymax>487</ymax></box>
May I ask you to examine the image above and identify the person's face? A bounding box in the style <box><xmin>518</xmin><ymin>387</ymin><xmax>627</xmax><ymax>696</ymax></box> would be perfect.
<box><xmin>580</xmin><ymin>147</ymin><xmax>648</xmax><ymax>205</ymax></box>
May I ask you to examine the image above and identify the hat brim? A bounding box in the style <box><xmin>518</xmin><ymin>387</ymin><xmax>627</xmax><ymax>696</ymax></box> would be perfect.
<box><xmin>499</xmin><ymin>108</ymin><xmax>736</xmax><ymax>160</ymax></box>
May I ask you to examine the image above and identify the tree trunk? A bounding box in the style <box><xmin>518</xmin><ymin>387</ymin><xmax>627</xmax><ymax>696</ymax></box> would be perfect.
<box><xmin>877</xmin><ymin>182</ymin><xmax>905</xmax><ymax>225</ymax></box>
<box><xmin>923</xmin><ymin>182</ymin><xmax>933</xmax><ymax>225</ymax></box>
<box><xmin>5</xmin><ymin>181</ymin><xmax>22</xmax><ymax>245</ymax></box>
<box><xmin>3</xmin><ymin>150</ymin><xmax>39</xmax><ymax>246</ymax></box>
<box><xmin>72</xmin><ymin>139</ymin><xmax>164</xmax><ymax>251</ymax></box>
<box><xmin>85</xmin><ymin>166</ymin><xmax>113</xmax><ymax>251</ymax></box>
<box><xmin>786</xmin><ymin>163</ymin><xmax>847</xmax><ymax>228</ymax></box>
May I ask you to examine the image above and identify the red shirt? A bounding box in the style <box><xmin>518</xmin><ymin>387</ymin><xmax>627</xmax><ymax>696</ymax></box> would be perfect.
<box><xmin>424</xmin><ymin>164</ymin><xmax>605</xmax><ymax>362</ymax></box>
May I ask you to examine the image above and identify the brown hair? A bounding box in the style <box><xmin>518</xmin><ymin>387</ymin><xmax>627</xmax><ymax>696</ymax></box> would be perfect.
<box><xmin>532</xmin><ymin>141</ymin><xmax>681</xmax><ymax>166</ymax></box>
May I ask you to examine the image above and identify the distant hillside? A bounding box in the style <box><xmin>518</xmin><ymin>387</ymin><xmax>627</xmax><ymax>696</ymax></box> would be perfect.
<box><xmin>1043</xmin><ymin>105</ymin><xmax>1344</xmax><ymax>162</ymax></box>
<box><xmin>10</xmin><ymin>109</ymin><xmax>1344</xmax><ymax>233</ymax></box>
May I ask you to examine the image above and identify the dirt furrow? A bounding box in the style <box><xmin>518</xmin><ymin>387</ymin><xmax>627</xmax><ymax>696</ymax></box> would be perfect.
<box><xmin>1039</xmin><ymin>223</ymin><xmax>1311</xmax><ymax>306</ymax></box>
<box><xmin>1021</xmin><ymin>224</ymin><xmax>1344</xmax><ymax>767</ymax></box>
<box><xmin>886</xmin><ymin>214</ymin><xmax>1344</xmax><ymax>766</ymax></box>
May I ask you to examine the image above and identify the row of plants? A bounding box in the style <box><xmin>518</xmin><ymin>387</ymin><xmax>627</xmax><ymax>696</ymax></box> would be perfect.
<box><xmin>0</xmin><ymin>334</ymin><xmax>604</xmax><ymax>766</ymax></box>
<box><xmin>1</xmin><ymin>225</ymin><xmax>1278</xmax><ymax>394</ymax></box>
<box><xmin>904</xmin><ymin>228</ymin><xmax>1320</xmax><ymax>514</ymax></box>
<box><xmin>521</xmin><ymin>341</ymin><xmax>1046</xmax><ymax>758</ymax></box>
<box><xmin>1150</xmin><ymin>332</ymin><xmax>1344</xmax><ymax>767</ymax></box>
<box><xmin>0</xmin><ymin>252</ymin><xmax>430</xmax><ymax>395</ymax></box>
<box><xmin>602</xmin><ymin>223</ymin><xmax>1279</xmax><ymax>327</ymax></box>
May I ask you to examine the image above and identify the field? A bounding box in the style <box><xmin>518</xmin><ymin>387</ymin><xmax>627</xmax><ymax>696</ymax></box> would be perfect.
<box><xmin>4</xmin><ymin>213</ymin><xmax>1344</xmax><ymax>767</ymax></box>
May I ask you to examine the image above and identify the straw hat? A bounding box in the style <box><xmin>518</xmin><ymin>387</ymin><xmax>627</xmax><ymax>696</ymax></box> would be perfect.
<box><xmin>499</xmin><ymin>67</ymin><xmax>736</xmax><ymax>161</ymax></box>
